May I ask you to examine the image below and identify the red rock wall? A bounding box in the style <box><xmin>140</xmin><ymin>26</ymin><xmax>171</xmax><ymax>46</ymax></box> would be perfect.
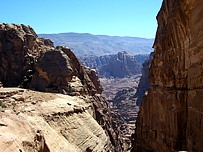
<box><xmin>133</xmin><ymin>0</ymin><xmax>203</xmax><ymax>151</ymax></box>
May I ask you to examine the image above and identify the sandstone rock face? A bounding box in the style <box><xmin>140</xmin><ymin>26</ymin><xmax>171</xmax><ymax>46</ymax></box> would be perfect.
<box><xmin>133</xmin><ymin>0</ymin><xmax>203</xmax><ymax>151</ymax></box>
<box><xmin>30</xmin><ymin>46</ymin><xmax>102</xmax><ymax>96</ymax></box>
<box><xmin>0</xmin><ymin>88</ymin><xmax>112</xmax><ymax>152</ymax></box>
<box><xmin>0</xmin><ymin>23</ymin><xmax>122</xmax><ymax>151</ymax></box>
<box><xmin>0</xmin><ymin>23</ymin><xmax>53</xmax><ymax>87</ymax></box>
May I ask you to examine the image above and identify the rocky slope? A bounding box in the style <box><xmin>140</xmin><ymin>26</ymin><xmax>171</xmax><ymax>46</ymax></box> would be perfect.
<box><xmin>0</xmin><ymin>88</ymin><xmax>111</xmax><ymax>152</ymax></box>
<box><xmin>81</xmin><ymin>53</ymin><xmax>149</xmax><ymax>71</ymax></box>
<box><xmin>38</xmin><ymin>33</ymin><xmax>154</xmax><ymax>57</ymax></box>
<box><xmin>132</xmin><ymin>0</ymin><xmax>203</xmax><ymax>151</ymax></box>
<box><xmin>0</xmin><ymin>23</ymin><xmax>123</xmax><ymax>151</ymax></box>
<box><xmin>100</xmin><ymin>76</ymin><xmax>141</xmax><ymax>101</ymax></box>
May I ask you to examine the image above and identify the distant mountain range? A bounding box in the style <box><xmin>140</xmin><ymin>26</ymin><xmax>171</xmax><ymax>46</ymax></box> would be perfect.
<box><xmin>38</xmin><ymin>33</ymin><xmax>154</xmax><ymax>57</ymax></box>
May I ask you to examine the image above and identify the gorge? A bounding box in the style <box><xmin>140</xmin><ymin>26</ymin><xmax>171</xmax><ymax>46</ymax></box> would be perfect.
<box><xmin>1</xmin><ymin>0</ymin><xmax>203</xmax><ymax>151</ymax></box>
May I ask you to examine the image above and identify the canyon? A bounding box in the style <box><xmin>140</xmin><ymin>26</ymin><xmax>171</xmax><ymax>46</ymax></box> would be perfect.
<box><xmin>38</xmin><ymin>31</ymin><xmax>152</xmax><ymax>148</ymax></box>
<box><xmin>132</xmin><ymin>0</ymin><xmax>203</xmax><ymax>151</ymax></box>
<box><xmin>84</xmin><ymin>52</ymin><xmax>149</xmax><ymax>149</ymax></box>
<box><xmin>0</xmin><ymin>22</ymin><xmax>150</xmax><ymax>152</ymax></box>
<box><xmin>1</xmin><ymin>0</ymin><xmax>203</xmax><ymax>151</ymax></box>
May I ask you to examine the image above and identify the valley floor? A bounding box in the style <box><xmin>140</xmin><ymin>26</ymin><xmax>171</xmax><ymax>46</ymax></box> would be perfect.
<box><xmin>100</xmin><ymin>75</ymin><xmax>141</xmax><ymax>149</ymax></box>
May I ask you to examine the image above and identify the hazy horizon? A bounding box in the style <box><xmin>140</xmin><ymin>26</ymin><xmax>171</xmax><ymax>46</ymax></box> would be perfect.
<box><xmin>1</xmin><ymin>0</ymin><xmax>163</xmax><ymax>38</ymax></box>
<box><xmin>38</xmin><ymin>32</ymin><xmax>155</xmax><ymax>39</ymax></box>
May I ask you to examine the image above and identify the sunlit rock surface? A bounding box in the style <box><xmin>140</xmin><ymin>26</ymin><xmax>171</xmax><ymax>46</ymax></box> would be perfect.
<box><xmin>0</xmin><ymin>88</ymin><xmax>111</xmax><ymax>152</ymax></box>
<box><xmin>0</xmin><ymin>23</ymin><xmax>123</xmax><ymax>152</ymax></box>
<box><xmin>132</xmin><ymin>0</ymin><xmax>203</xmax><ymax>151</ymax></box>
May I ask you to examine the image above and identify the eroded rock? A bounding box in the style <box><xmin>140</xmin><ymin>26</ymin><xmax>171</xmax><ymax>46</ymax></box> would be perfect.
<box><xmin>0</xmin><ymin>23</ymin><xmax>54</xmax><ymax>87</ymax></box>
<box><xmin>0</xmin><ymin>23</ymin><xmax>123</xmax><ymax>152</ymax></box>
<box><xmin>132</xmin><ymin>0</ymin><xmax>203</xmax><ymax>151</ymax></box>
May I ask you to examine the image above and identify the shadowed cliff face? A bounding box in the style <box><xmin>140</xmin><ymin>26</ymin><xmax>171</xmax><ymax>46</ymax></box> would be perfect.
<box><xmin>134</xmin><ymin>52</ymin><xmax>154</xmax><ymax>107</ymax></box>
<box><xmin>0</xmin><ymin>23</ymin><xmax>54</xmax><ymax>87</ymax></box>
<box><xmin>133</xmin><ymin>0</ymin><xmax>203</xmax><ymax>151</ymax></box>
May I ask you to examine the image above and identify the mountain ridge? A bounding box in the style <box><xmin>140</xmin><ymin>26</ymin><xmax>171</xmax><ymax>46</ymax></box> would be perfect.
<box><xmin>39</xmin><ymin>32</ymin><xmax>154</xmax><ymax>39</ymax></box>
<box><xmin>38</xmin><ymin>32</ymin><xmax>154</xmax><ymax>57</ymax></box>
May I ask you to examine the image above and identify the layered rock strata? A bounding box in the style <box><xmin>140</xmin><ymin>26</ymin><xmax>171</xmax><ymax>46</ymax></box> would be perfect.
<box><xmin>0</xmin><ymin>23</ymin><xmax>122</xmax><ymax>151</ymax></box>
<box><xmin>133</xmin><ymin>0</ymin><xmax>203</xmax><ymax>151</ymax></box>
<box><xmin>0</xmin><ymin>88</ymin><xmax>112</xmax><ymax>152</ymax></box>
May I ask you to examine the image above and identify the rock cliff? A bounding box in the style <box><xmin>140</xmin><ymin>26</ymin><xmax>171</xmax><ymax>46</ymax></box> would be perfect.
<box><xmin>134</xmin><ymin>52</ymin><xmax>153</xmax><ymax>107</ymax></box>
<box><xmin>0</xmin><ymin>23</ymin><xmax>53</xmax><ymax>87</ymax></box>
<box><xmin>30</xmin><ymin>46</ymin><xmax>103</xmax><ymax>96</ymax></box>
<box><xmin>81</xmin><ymin>51</ymin><xmax>141</xmax><ymax>78</ymax></box>
<box><xmin>132</xmin><ymin>0</ymin><xmax>203</xmax><ymax>151</ymax></box>
<box><xmin>0</xmin><ymin>23</ymin><xmax>122</xmax><ymax>151</ymax></box>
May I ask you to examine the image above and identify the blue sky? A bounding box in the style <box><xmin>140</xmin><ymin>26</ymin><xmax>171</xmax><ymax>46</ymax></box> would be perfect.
<box><xmin>1</xmin><ymin>0</ymin><xmax>162</xmax><ymax>38</ymax></box>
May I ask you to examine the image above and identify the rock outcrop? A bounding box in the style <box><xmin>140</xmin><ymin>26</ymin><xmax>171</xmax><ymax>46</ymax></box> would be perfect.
<box><xmin>0</xmin><ymin>23</ymin><xmax>53</xmax><ymax>87</ymax></box>
<box><xmin>99</xmin><ymin>52</ymin><xmax>140</xmax><ymax>78</ymax></box>
<box><xmin>0</xmin><ymin>23</ymin><xmax>122</xmax><ymax>151</ymax></box>
<box><xmin>132</xmin><ymin>0</ymin><xmax>203</xmax><ymax>151</ymax></box>
<box><xmin>81</xmin><ymin>51</ymin><xmax>141</xmax><ymax>78</ymax></box>
<box><xmin>0</xmin><ymin>88</ymin><xmax>113</xmax><ymax>152</ymax></box>
<box><xmin>134</xmin><ymin>54</ymin><xmax>149</xmax><ymax>67</ymax></box>
<box><xmin>30</xmin><ymin>46</ymin><xmax>102</xmax><ymax>96</ymax></box>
